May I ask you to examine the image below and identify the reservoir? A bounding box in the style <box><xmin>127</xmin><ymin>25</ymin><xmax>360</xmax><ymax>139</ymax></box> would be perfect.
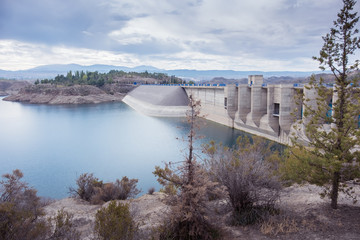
<box><xmin>0</xmin><ymin>97</ymin><xmax>248</xmax><ymax>199</ymax></box>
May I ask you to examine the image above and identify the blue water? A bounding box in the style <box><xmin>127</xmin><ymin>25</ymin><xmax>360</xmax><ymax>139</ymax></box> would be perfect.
<box><xmin>0</xmin><ymin>97</ymin><xmax>247</xmax><ymax>199</ymax></box>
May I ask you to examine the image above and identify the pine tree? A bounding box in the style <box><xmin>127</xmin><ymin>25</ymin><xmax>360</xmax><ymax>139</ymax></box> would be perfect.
<box><xmin>292</xmin><ymin>0</ymin><xmax>360</xmax><ymax>209</ymax></box>
<box><xmin>153</xmin><ymin>95</ymin><xmax>223</xmax><ymax>239</ymax></box>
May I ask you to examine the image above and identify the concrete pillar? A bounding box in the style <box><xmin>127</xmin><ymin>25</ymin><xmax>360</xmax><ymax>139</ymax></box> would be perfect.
<box><xmin>225</xmin><ymin>84</ymin><xmax>238</xmax><ymax>120</ymax></box>
<box><xmin>259</xmin><ymin>86</ymin><xmax>279</xmax><ymax>133</ymax></box>
<box><xmin>205</xmin><ymin>88</ymin><xmax>215</xmax><ymax>105</ymax></box>
<box><xmin>246</xmin><ymin>85</ymin><xmax>267</xmax><ymax>127</ymax></box>
<box><xmin>246</xmin><ymin>75</ymin><xmax>267</xmax><ymax>127</ymax></box>
<box><xmin>279</xmin><ymin>85</ymin><xmax>298</xmax><ymax>133</ymax></box>
<box><xmin>235</xmin><ymin>85</ymin><xmax>251</xmax><ymax>124</ymax></box>
<box><xmin>302</xmin><ymin>85</ymin><xmax>318</xmax><ymax>126</ymax></box>
<box><xmin>248</xmin><ymin>75</ymin><xmax>264</xmax><ymax>85</ymax></box>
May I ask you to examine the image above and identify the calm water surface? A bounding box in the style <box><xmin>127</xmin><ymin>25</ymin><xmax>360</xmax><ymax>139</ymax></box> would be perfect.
<box><xmin>0</xmin><ymin>97</ymin><xmax>248</xmax><ymax>199</ymax></box>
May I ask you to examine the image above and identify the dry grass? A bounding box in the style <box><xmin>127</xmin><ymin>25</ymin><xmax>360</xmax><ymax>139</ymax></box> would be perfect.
<box><xmin>260</xmin><ymin>215</ymin><xmax>299</xmax><ymax>236</ymax></box>
<box><xmin>259</xmin><ymin>209</ymin><xmax>320</xmax><ymax>236</ymax></box>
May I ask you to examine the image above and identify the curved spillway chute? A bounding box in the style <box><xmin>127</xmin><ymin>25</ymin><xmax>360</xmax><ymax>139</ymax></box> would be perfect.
<box><xmin>122</xmin><ymin>85</ymin><xmax>190</xmax><ymax>117</ymax></box>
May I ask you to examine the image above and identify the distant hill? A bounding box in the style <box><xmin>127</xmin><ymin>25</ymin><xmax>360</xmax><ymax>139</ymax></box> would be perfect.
<box><xmin>0</xmin><ymin>64</ymin><xmax>325</xmax><ymax>81</ymax></box>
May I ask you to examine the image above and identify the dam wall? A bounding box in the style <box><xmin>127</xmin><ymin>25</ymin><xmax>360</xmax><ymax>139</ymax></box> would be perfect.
<box><xmin>183</xmin><ymin>86</ymin><xmax>235</xmax><ymax>128</ymax></box>
<box><xmin>184</xmin><ymin>75</ymin><xmax>303</xmax><ymax>144</ymax></box>
<box><xmin>123</xmin><ymin>76</ymin><xmax>308</xmax><ymax>144</ymax></box>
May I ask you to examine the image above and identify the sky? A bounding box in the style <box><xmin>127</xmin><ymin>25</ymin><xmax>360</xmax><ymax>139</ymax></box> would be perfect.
<box><xmin>0</xmin><ymin>0</ymin><xmax>356</xmax><ymax>71</ymax></box>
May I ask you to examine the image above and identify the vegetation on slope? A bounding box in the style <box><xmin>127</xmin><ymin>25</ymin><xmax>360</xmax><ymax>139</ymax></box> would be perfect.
<box><xmin>35</xmin><ymin>70</ymin><xmax>185</xmax><ymax>87</ymax></box>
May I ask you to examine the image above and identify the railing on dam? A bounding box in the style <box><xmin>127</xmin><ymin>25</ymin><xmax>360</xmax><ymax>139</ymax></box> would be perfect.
<box><xmin>133</xmin><ymin>82</ymin><xmax>228</xmax><ymax>87</ymax></box>
<box><xmin>133</xmin><ymin>82</ymin><xmax>306</xmax><ymax>88</ymax></box>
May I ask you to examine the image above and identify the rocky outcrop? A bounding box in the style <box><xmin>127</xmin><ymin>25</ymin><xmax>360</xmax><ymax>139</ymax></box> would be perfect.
<box><xmin>44</xmin><ymin>198</ymin><xmax>102</xmax><ymax>239</ymax></box>
<box><xmin>3</xmin><ymin>84</ymin><xmax>133</xmax><ymax>104</ymax></box>
<box><xmin>44</xmin><ymin>192</ymin><xmax>169</xmax><ymax>240</ymax></box>
<box><xmin>0</xmin><ymin>80</ymin><xmax>30</xmax><ymax>96</ymax></box>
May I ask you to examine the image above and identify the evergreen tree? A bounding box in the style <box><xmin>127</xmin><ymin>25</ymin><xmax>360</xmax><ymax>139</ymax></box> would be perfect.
<box><xmin>291</xmin><ymin>0</ymin><xmax>360</xmax><ymax>209</ymax></box>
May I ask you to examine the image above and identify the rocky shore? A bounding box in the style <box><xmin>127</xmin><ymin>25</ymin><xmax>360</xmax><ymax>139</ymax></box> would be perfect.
<box><xmin>44</xmin><ymin>183</ymin><xmax>360</xmax><ymax>240</ymax></box>
<box><xmin>0</xmin><ymin>79</ymin><xmax>30</xmax><ymax>96</ymax></box>
<box><xmin>3</xmin><ymin>83</ymin><xmax>135</xmax><ymax>104</ymax></box>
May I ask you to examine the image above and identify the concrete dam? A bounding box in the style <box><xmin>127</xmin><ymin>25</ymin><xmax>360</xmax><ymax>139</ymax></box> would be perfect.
<box><xmin>123</xmin><ymin>75</ymin><xmax>304</xmax><ymax>144</ymax></box>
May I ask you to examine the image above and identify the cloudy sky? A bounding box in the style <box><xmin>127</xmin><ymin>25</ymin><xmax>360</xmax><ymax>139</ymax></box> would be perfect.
<box><xmin>0</xmin><ymin>0</ymin><xmax>354</xmax><ymax>71</ymax></box>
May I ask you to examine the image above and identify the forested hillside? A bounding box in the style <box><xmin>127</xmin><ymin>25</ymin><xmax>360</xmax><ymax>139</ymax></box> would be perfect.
<box><xmin>36</xmin><ymin>70</ymin><xmax>185</xmax><ymax>87</ymax></box>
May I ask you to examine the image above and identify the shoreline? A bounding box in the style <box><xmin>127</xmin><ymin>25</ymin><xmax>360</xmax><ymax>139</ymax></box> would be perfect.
<box><xmin>2</xmin><ymin>83</ymin><xmax>134</xmax><ymax>105</ymax></box>
<box><xmin>3</xmin><ymin>92</ymin><xmax>126</xmax><ymax>105</ymax></box>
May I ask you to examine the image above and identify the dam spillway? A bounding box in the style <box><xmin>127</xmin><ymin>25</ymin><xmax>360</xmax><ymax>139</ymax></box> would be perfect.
<box><xmin>122</xmin><ymin>85</ymin><xmax>190</xmax><ymax>117</ymax></box>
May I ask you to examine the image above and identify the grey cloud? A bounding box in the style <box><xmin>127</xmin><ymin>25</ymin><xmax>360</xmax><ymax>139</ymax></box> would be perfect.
<box><xmin>187</xmin><ymin>0</ymin><xmax>204</xmax><ymax>7</ymax></box>
<box><xmin>117</xmin><ymin>37</ymin><xmax>184</xmax><ymax>55</ymax></box>
<box><xmin>165</xmin><ymin>10</ymin><xmax>181</xmax><ymax>16</ymax></box>
<box><xmin>0</xmin><ymin>0</ymin><xmax>357</xmax><ymax>71</ymax></box>
<box><xmin>111</xmin><ymin>15</ymin><xmax>132</xmax><ymax>22</ymax></box>
<box><xmin>0</xmin><ymin>0</ymin><xmax>131</xmax><ymax>50</ymax></box>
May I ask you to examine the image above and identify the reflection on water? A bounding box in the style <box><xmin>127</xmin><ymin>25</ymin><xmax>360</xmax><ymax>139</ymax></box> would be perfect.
<box><xmin>0</xmin><ymin>97</ymin><xmax>249</xmax><ymax>199</ymax></box>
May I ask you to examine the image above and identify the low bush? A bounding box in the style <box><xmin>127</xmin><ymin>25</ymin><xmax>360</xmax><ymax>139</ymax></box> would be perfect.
<box><xmin>148</xmin><ymin>187</ymin><xmax>155</xmax><ymax>195</ymax></box>
<box><xmin>69</xmin><ymin>173</ymin><xmax>103</xmax><ymax>202</ymax></box>
<box><xmin>115</xmin><ymin>177</ymin><xmax>140</xmax><ymax>200</ymax></box>
<box><xmin>93</xmin><ymin>177</ymin><xmax>140</xmax><ymax>204</ymax></box>
<box><xmin>70</xmin><ymin>174</ymin><xmax>140</xmax><ymax>204</ymax></box>
<box><xmin>0</xmin><ymin>169</ymin><xmax>51</xmax><ymax>240</ymax></box>
<box><xmin>49</xmin><ymin>209</ymin><xmax>81</xmax><ymax>240</ymax></box>
<box><xmin>94</xmin><ymin>201</ymin><xmax>138</xmax><ymax>240</ymax></box>
<box><xmin>204</xmin><ymin>136</ymin><xmax>282</xmax><ymax>225</ymax></box>
<box><xmin>156</xmin><ymin>213</ymin><xmax>222</xmax><ymax>240</ymax></box>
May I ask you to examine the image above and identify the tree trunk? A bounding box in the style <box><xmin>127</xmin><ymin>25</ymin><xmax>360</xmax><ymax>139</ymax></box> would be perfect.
<box><xmin>330</xmin><ymin>171</ymin><xmax>340</xmax><ymax>209</ymax></box>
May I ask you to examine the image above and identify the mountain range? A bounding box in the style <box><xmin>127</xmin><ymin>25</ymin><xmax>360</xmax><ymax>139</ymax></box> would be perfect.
<box><xmin>0</xmin><ymin>64</ymin><xmax>324</xmax><ymax>81</ymax></box>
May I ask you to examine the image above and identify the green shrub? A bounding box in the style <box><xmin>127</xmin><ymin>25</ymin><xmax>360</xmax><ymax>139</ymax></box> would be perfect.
<box><xmin>49</xmin><ymin>209</ymin><xmax>81</xmax><ymax>240</ymax></box>
<box><xmin>156</xmin><ymin>215</ymin><xmax>222</xmax><ymax>240</ymax></box>
<box><xmin>159</xmin><ymin>183</ymin><xmax>177</xmax><ymax>196</ymax></box>
<box><xmin>94</xmin><ymin>201</ymin><xmax>138</xmax><ymax>240</ymax></box>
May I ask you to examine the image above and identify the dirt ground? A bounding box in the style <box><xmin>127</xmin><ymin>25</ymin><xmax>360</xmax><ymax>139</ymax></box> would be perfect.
<box><xmin>222</xmin><ymin>183</ymin><xmax>360</xmax><ymax>240</ymax></box>
<box><xmin>44</xmin><ymin>182</ymin><xmax>360</xmax><ymax>240</ymax></box>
